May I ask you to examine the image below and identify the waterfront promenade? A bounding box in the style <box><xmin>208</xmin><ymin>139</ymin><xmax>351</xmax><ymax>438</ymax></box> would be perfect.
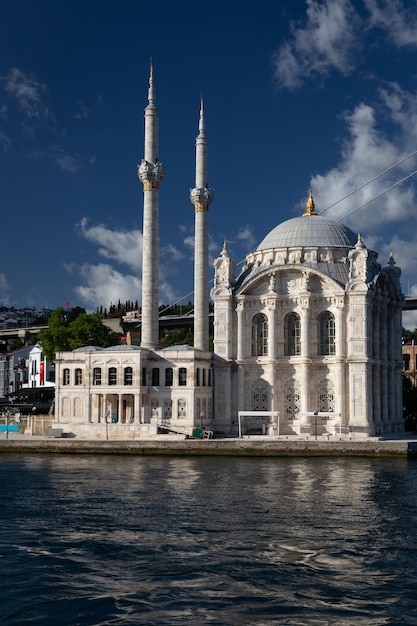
<box><xmin>1</xmin><ymin>432</ymin><xmax>417</xmax><ymax>457</ymax></box>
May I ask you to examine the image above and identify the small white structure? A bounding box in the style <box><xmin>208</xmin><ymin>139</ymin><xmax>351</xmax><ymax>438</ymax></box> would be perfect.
<box><xmin>24</xmin><ymin>344</ymin><xmax>55</xmax><ymax>390</ymax></box>
<box><xmin>54</xmin><ymin>345</ymin><xmax>213</xmax><ymax>439</ymax></box>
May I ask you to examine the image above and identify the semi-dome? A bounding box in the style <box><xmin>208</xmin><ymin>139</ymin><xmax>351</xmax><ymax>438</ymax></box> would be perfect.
<box><xmin>256</xmin><ymin>190</ymin><xmax>357</xmax><ymax>251</ymax></box>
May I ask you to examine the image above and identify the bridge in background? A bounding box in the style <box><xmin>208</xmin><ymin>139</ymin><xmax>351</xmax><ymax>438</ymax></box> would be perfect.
<box><xmin>0</xmin><ymin>298</ymin><xmax>416</xmax><ymax>345</ymax></box>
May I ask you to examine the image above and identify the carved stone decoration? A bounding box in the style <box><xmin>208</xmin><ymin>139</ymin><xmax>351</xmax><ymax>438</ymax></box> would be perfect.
<box><xmin>284</xmin><ymin>379</ymin><xmax>301</xmax><ymax>419</ymax></box>
<box><xmin>301</xmin><ymin>270</ymin><xmax>310</xmax><ymax>291</ymax></box>
<box><xmin>138</xmin><ymin>159</ymin><xmax>164</xmax><ymax>190</ymax></box>
<box><xmin>350</xmin><ymin>251</ymin><xmax>366</xmax><ymax>280</ymax></box>
<box><xmin>318</xmin><ymin>379</ymin><xmax>335</xmax><ymax>412</ymax></box>
<box><xmin>190</xmin><ymin>186</ymin><xmax>214</xmax><ymax>211</ymax></box>
<box><xmin>178</xmin><ymin>398</ymin><xmax>187</xmax><ymax>419</ymax></box>
<box><xmin>252</xmin><ymin>379</ymin><xmax>269</xmax><ymax>411</ymax></box>
<box><xmin>281</xmin><ymin>275</ymin><xmax>302</xmax><ymax>294</ymax></box>
<box><xmin>151</xmin><ymin>398</ymin><xmax>159</xmax><ymax>418</ymax></box>
<box><xmin>163</xmin><ymin>399</ymin><xmax>172</xmax><ymax>419</ymax></box>
<box><xmin>212</xmin><ymin>243</ymin><xmax>236</xmax><ymax>292</ymax></box>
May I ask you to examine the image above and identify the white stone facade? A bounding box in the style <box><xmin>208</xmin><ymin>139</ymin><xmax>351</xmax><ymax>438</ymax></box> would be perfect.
<box><xmin>211</xmin><ymin>216</ymin><xmax>404</xmax><ymax>437</ymax></box>
<box><xmin>54</xmin><ymin>345</ymin><xmax>213</xmax><ymax>438</ymax></box>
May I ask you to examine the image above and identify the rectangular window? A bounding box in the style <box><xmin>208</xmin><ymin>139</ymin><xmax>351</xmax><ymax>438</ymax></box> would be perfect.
<box><xmin>124</xmin><ymin>367</ymin><xmax>133</xmax><ymax>385</ymax></box>
<box><xmin>75</xmin><ymin>368</ymin><xmax>82</xmax><ymax>385</ymax></box>
<box><xmin>152</xmin><ymin>367</ymin><xmax>160</xmax><ymax>386</ymax></box>
<box><xmin>63</xmin><ymin>368</ymin><xmax>70</xmax><ymax>385</ymax></box>
<box><xmin>179</xmin><ymin>367</ymin><xmax>187</xmax><ymax>386</ymax></box>
<box><xmin>109</xmin><ymin>367</ymin><xmax>117</xmax><ymax>385</ymax></box>
<box><xmin>165</xmin><ymin>367</ymin><xmax>173</xmax><ymax>386</ymax></box>
<box><xmin>93</xmin><ymin>367</ymin><xmax>101</xmax><ymax>385</ymax></box>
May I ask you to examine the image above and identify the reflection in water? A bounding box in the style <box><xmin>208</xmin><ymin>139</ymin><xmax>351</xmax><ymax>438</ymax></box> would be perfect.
<box><xmin>1</xmin><ymin>455</ymin><xmax>417</xmax><ymax>625</ymax></box>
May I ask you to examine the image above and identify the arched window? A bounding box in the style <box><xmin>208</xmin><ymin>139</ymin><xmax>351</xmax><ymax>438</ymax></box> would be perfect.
<box><xmin>93</xmin><ymin>367</ymin><xmax>101</xmax><ymax>385</ymax></box>
<box><xmin>284</xmin><ymin>379</ymin><xmax>301</xmax><ymax>419</ymax></box>
<box><xmin>252</xmin><ymin>313</ymin><xmax>268</xmax><ymax>356</ymax></box>
<box><xmin>74</xmin><ymin>368</ymin><xmax>82</xmax><ymax>385</ymax></box>
<box><xmin>152</xmin><ymin>367</ymin><xmax>160</xmax><ymax>386</ymax></box>
<box><xmin>285</xmin><ymin>313</ymin><xmax>301</xmax><ymax>356</ymax></box>
<box><xmin>108</xmin><ymin>367</ymin><xmax>117</xmax><ymax>385</ymax></box>
<box><xmin>319</xmin><ymin>311</ymin><xmax>335</xmax><ymax>355</ymax></box>
<box><xmin>124</xmin><ymin>367</ymin><xmax>133</xmax><ymax>385</ymax></box>
<box><xmin>179</xmin><ymin>367</ymin><xmax>187</xmax><ymax>386</ymax></box>
<box><xmin>165</xmin><ymin>367</ymin><xmax>173</xmax><ymax>386</ymax></box>
<box><xmin>63</xmin><ymin>368</ymin><xmax>70</xmax><ymax>385</ymax></box>
<box><xmin>318</xmin><ymin>379</ymin><xmax>335</xmax><ymax>413</ymax></box>
<box><xmin>251</xmin><ymin>379</ymin><xmax>269</xmax><ymax>411</ymax></box>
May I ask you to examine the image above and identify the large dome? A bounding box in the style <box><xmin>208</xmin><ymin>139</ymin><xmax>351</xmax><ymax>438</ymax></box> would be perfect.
<box><xmin>256</xmin><ymin>214</ymin><xmax>358</xmax><ymax>251</ymax></box>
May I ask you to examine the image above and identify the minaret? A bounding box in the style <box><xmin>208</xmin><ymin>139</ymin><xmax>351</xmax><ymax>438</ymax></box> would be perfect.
<box><xmin>138</xmin><ymin>66</ymin><xmax>164</xmax><ymax>349</ymax></box>
<box><xmin>190</xmin><ymin>100</ymin><xmax>213</xmax><ymax>351</ymax></box>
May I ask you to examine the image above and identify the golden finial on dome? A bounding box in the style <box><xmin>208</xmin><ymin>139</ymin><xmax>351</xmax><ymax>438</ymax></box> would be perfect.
<box><xmin>303</xmin><ymin>187</ymin><xmax>317</xmax><ymax>216</ymax></box>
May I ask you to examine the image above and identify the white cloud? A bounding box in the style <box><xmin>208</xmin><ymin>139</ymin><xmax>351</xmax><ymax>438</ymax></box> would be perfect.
<box><xmin>4</xmin><ymin>68</ymin><xmax>51</xmax><ymax>120</ymax></box>
<box><xmin>74</xmin><ymin>263</ymin><xmax>141</xmax><ymax>312</ymax></box>
<box><xmin>0</xmin><ymin>130</ymin><xmax>10</xmax><ymax>152</ymax></box>
<box><xmin>74</xmin><ymin>220</ymin><xmax>187</xmax><ymax>310</ymax></box>
<box><xmin>364</xmin><ymin>0</ymin><xmax>417</xmax><ymax>47</ymax></box>
<box><xmin>160</xmin><ymin>243</ymin><xmax>185</xmax><ymax>261</ymax></box>
<box><xmin>0</xmin><ymin>273</ymin><xmax>11</xmax><ymax>307</ymax></box>
<box><xmin>77</xmin><ymin>218</ymin><xmax>142</xmax><ymax>272</ymax></box>
<box><xmin>273</xmin><ymin>0</ymin><xmax>360</xmax><ymax>89</ymax></box>
<box><xmin>50</xmin><ymin>145</ymin><xmax>80</xmax><ymax>173</ymax></box>
<box><xmin>273</xmin><ymin>0</ymin><xmax>417</xmax><ymax>90</ymax></box>
<box><xmin>309</xmin><ymin>84</ymin><xmax>417</xmax><ymax>236</ymax></box>
<box><xmin>183</xmin><ymin>235</ymin><xmax>195</xmax><ymax>253</ymax></box>
<box><xmin>235</xmin><ymin>226</ymin><xmax>256</xmax><ymax>251</ymax></box>
<box><xmin>75</xmin><ymin>100</ymin><xmax>89</xmax><ymax>120</ymax></box>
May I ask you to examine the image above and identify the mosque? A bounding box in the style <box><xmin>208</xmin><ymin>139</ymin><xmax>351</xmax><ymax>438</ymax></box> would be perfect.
<box><xmin>53</xmin><ymin>68</ymin><xmax>404</xmax><ymax>439</ymax></box>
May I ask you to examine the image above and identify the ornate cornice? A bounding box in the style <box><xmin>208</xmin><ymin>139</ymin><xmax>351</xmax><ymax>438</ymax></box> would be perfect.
<box><xmin>190</xmin><ymin>187</ymin><xmax>213</xmax><ymax>211</ymax></box>
<box><xmin>138</xmin><ymin>159</ymin><xmax>164</xmax><ymax>190</ymax></box>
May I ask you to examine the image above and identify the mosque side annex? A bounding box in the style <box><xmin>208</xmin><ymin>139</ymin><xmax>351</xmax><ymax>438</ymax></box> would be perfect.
<box><xmin>53</xmin><ymin>68</ymin><xmax>405</xmax><ymax>439</ymax></box>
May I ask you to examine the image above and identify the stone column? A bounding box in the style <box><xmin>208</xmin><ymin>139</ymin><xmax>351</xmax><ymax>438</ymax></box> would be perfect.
<box><xmin>190</xmin><ymin>101</ymin><xmax>213</xmax><ymax>351</ymax></box>
<box><xmin>138</xmin><ymin>67</ymin><xmax>164</xmax><ymax>350</ymax></box>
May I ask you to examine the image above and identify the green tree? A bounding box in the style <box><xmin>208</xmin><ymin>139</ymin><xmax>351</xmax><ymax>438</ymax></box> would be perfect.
<box><xmin>68</xmin><ymin>313</ymin><xmax>119</xmax><ymax>351</ymax></box>
<box><xmin>402</xmin><ymin>327</ymin><xmax>417</xmax><ymax>343</ymax></box>
<box><xmin>38</xmin><ymin>307</ymin><xmax>119</xmax><ymax>362</ymax></box>
<box><xmin>160</xmin><ymin>327</ymin><xmax>194</xmax><ymax>348</ymax></box>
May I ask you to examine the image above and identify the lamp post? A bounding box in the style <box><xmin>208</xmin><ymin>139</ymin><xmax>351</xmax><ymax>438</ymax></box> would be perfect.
<box><xmin>313</xmin><ymin>410</ymin><xmax>318</xmax><ymax>440</ymax></box>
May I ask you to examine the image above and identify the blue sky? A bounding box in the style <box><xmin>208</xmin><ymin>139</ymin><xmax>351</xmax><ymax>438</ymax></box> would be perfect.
<box><xmin>2</xmin><ymin>0</ymin><xmax>417</xmax><ymax>328</ymax></box>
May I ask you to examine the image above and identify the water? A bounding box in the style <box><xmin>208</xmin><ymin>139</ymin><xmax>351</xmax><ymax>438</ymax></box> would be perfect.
<box><xmin>1</xmin><ymin>454</ymin><xmax>417</xmax><ymax>625</ymax></box>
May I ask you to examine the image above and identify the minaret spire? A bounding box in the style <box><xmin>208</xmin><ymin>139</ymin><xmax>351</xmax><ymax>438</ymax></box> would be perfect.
<box><xmin>138</xmin><ymin>65</ymin><xmax>164</xmax><ymax>349</ymax></box>
<box><xmin>190</xmin><ymin>98</ymin><xmax>213</xmax><ymax>351</ymax></box>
